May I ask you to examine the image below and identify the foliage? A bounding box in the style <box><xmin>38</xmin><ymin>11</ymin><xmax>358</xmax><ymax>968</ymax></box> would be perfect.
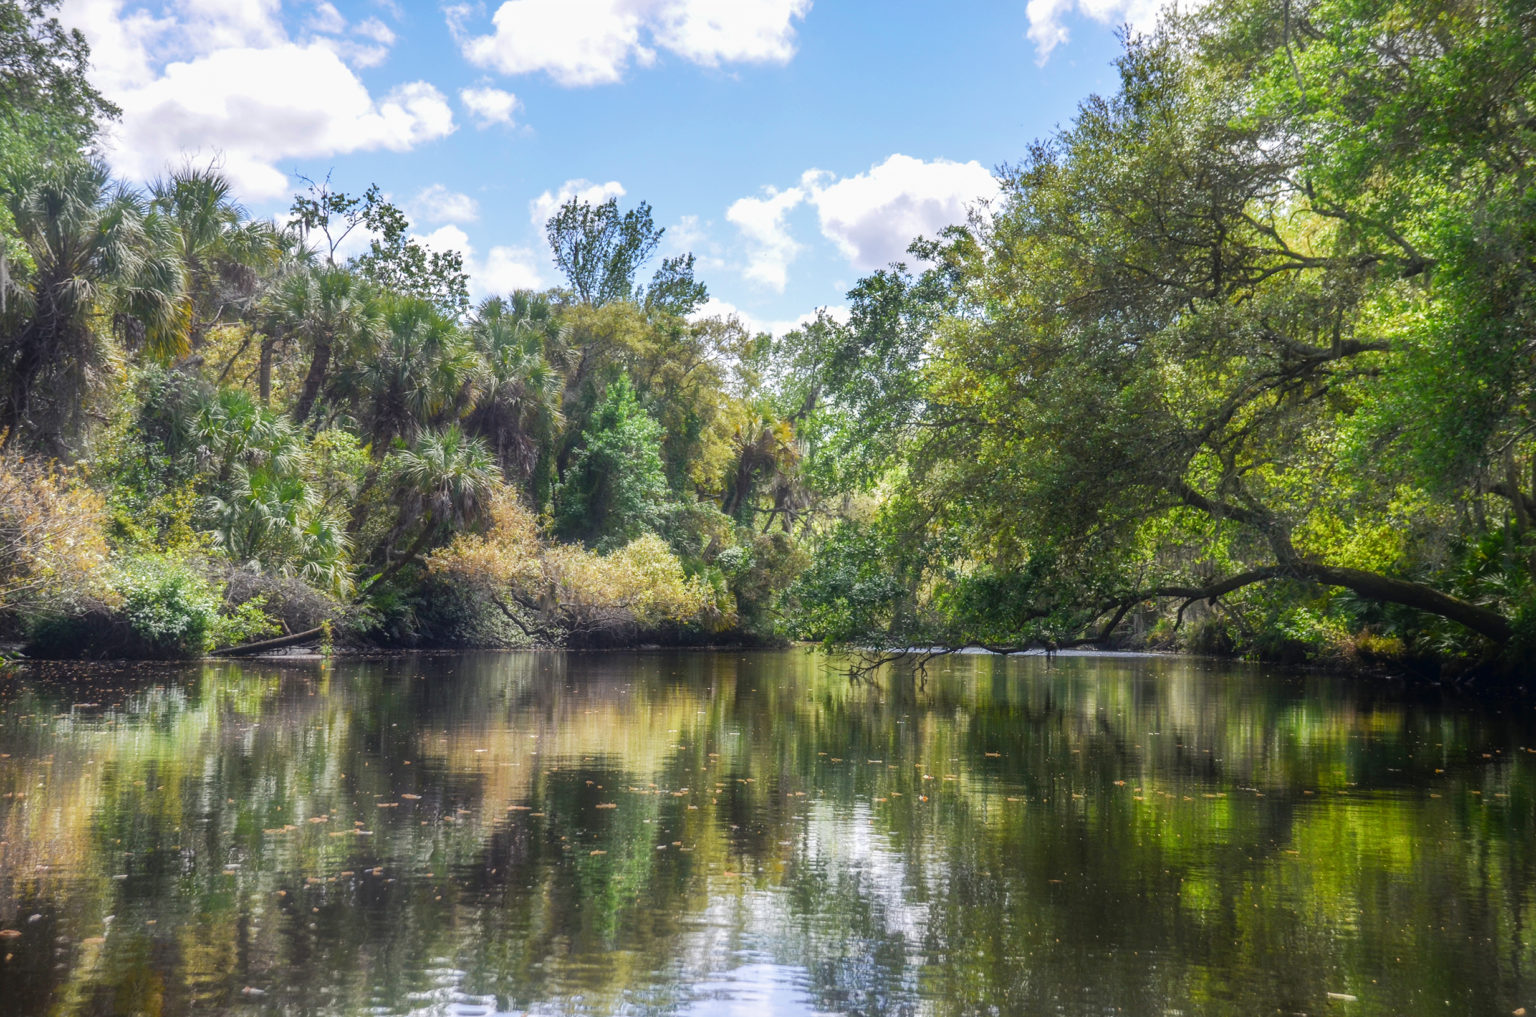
<box><xmin>428</xmin><ymin>490</ymin><xmax>718</xmax><ymax>644</ymax></box>
<box><xmin>546</xmin><ymin>196</ymin><xmax>664</xmax><ymax>307</ymax></box>
<box><xmin>109</xmin><ymin>552</ymin><xmax>224</xmax><ymax>657</ymax></box>
<box><xmin>0</xmin><ymin>158</ymin><xmax>186</xmax><ymax>453</ymax></box>
<box><xmin>0</xmin><ymin>451</ymin><xmax>109</xmax><ymax>611</ymax></box>
<box><xmin>786</xmin><ymin>0</ymin><xmax>1536</xmax><ymax>673</ymax></box>
<box><xmin>555</xmin><ymin>374</ymin><xmax>671</xmax><ymax>551</ymax></box>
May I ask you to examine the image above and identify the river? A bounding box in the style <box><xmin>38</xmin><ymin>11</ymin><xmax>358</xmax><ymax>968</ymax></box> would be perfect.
<box><xmin>0</xmin><ymin>650</ymin><xmax>1532</xmax><ymax>1016</ymax></box>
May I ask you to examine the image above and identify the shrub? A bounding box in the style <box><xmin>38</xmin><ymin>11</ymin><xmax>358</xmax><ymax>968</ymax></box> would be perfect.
<box><xmin>112</xmin><ymin>554</ymin><xmax>223</xmax><ymax>657</ymax></box>
<box><xmin>0</xmin><ymin>454</ymin><xmax>111</xmax><ymax>613</ymax></box>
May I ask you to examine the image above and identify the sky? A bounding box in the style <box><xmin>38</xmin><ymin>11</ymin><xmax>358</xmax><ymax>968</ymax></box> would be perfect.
<box><xmin>57</xmin><ymin>0</ymin><xmax>1168</xmax><ymax>334</ymax></box>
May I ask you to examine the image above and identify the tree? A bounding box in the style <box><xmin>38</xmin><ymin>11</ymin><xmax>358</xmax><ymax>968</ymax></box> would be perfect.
<box><xmin>644</xmin><ymin>252</ymin><xmax>708</xmax><ymax>317</ymax></box>
<box><xmin>261</xmin><ymin>265</ymin><xmax>382</xmax><ymax>425</ymax></box>
<box><xmin>545</xmin><ymin>196</ymin><xmax>672</xmax><ymax>307</ymax></box>
<box><xmin>335</xmin><ymin>295</ymin><xmax>477</xmax><ymax>449</ymax></box>
<box><xmin>366</xmin><ymin>425</ymin><xmax>496</xmax><ymax>591</ymax></box>
<box><xmin>0</xmin><ymin>0</ymin><xmax>117</xmax><ymax>151</ymax></box>
<box><xmin>287</xmin><ymin>176</ymin><xmax>468</xmax><ymax>317</ymax></box>
<box><xmin>464</xmin><ymin>293</ymin><xmax>563</xmax><ymax>491</ymax></box>
<box><xmin>0</xmin><ymin>159</ymin><xmax>185</xmax><ymax>452</ymax></box>
<box><xmin>795</xmin><ymin>0</ymin><xmax>1536</xmax><ymax>666</ymax></box>
<box><xmin>554</xmin><ymin>373</ymin><xmax>670</xmax><ymax>550</ymax></box>
<box><xmin>150</xmin><ymin>166</ymin><xmax>279</xmax><ymax>349</ymax></box>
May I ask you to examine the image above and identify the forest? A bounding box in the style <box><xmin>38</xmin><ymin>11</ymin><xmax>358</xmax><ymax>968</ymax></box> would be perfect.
<box><xmin>1</xmin><ymin>0</ymin><xmax>1534</xmax><ymax>678</ymax></box>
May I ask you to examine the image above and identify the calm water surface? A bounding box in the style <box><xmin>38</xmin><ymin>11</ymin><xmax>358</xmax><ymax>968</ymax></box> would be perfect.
<box><xmin>1</xmin><ymin>650</ymin><xmax>1535</xmax><ymax>1016</ymax></box>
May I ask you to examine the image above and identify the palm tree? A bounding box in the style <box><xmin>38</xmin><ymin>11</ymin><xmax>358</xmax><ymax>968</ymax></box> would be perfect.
<box><xmin>0</xmin><ymin>158</ymin><xmax>186</xmax><ymax>453</ymax></box>
<box><xmin>363</xmin><ymin>424</ymin><xmax>496</xmax><ymax>592</ymax></box>
<box><xmin>192</xmin><ymin>388</ymin><xmax>352</xmax><ymax>594</ymax></box>
<box><xmin>464</xmin><ymin>294</ymin><xmax>563</xmax><ymax>488</ymax></box>
<box><xmin>336</xmin><ymin>295</ymin><xmax>478</xmax><ymax>449</ymax></box>
<box><xmin>260</xmin><ymin>265</ymin><xmax>383</xmax><ymax>424</ymax></box>
<box><xmin>150</xmin><ymin>166</ymin><xmax>280</xmax><ymax>349</ymax></box>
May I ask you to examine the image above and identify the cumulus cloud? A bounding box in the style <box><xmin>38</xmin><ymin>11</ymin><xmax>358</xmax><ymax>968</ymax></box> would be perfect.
<box><xmin>59</xmin><ymin>1</ymin><xmax>449</xmax><ymax>200</ymax></box>
<box><xmin>804</xmin><ymin>154</ymin><xmax>998</xmax><ymax>270</ymax></box>
<box><xmin>305</xmin><ymin>1</ymin><xmax>347</xmax><ymax>35</ymax></box>
<box><xmin>455</xmin><ymin>0</ymin><xmax>811</xmax><ymax>86</ymax></box>
<box><xmin>413</xmin><ymin>184</ymin><xmax>480</xmax><ymax>225</ymax></box>
<box><xmin>725</xmin><ymin>185</ymin><xmax>803</xmax><ymax>292</ymax></box>
<box><xmin>1026</xmin><ymin>0</ymin><xmax>1182</xmax><ymax>62</ymax></box>
<box><xmin>724</xmin><ymin>154</ymin><xmax>997</xmax><ymax>287</ymax></box>
<box><xmin>460</xmin><ymin>85</ymin><xmax>521</xmax><ymax>127</ymax></box>
<box><xmin>416</xmin><ymin>225</ymin><xmax>547</xmax><ymax>299</ymax></box>
<box><xmin>652</xmin><ymin>0</ymin><xmax>812</xmax><ymax>66</ymax></box>
<box><xmin>355</xmin><ymin>17</ymin><xmax>397</xmax><ymax>45</ymax></box>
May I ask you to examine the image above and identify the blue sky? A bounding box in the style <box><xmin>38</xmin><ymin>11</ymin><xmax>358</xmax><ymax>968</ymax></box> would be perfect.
<box><xmin>59</xmin><ymin>0</ymin><xmax>1161</xmax><ymax>332</ymax></box>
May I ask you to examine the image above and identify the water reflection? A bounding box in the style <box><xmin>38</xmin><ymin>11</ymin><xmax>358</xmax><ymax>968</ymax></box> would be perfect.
<box><xmin>0</xmin><ymin>651</ymin><xmax>1533</xmax><ymax>1016</ymax></box>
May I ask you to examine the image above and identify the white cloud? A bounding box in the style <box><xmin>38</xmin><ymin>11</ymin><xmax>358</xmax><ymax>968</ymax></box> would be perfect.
<box><xmin>478</xmin><ymin>245</ymin><xmax>548</xmax><ymax>294</ymax></box>
<box><xmin>804</xmin><ymin>154</ymin><xmax>998</xmax><ymax>270</ymax></box>
<box><xmin>529</xmin><ymin>178</ymin><xmax>627</xmax><ymax>232</ymax></box>
<box><xmin>175</xmin><ymin>0</ymin><xmax>284</xmax><ymax>50</ymax></box>
<box><xmin>1026</xmin><ymin>0</ymin><xmax>1181</xmax><ymax>62</ymax></box>
<box><xmin>105</xmin><ymin>43</ymin><xmax>455</xmax><ymax>199</ymax></box>
<box><xmin>652</xmin><ymin>0</ymin><xmax>812</xmax><ymax>66</ymax></box>
<box><xmin>725</xmin><ymin>185</ymin><xmax>803</xmax><ymax>292</ymax></box>
<box><xmin>58</xmin><ymin>3</ymin><xmax>454</xmax><ymax>201</ymax></box>
<box><xmin>355</xmin><ymin>17</ymin><xmax>397</xmax><ymax>45</ymax></box>
<box><xmin>460</xmin><ymin>85</ymin><xmax>520</xmax><ymax>127</ymax></box>
<box><xmin>456</xmin><ymin>0</ymin><xmax>810</xmax><ymax>86</ymax></box>
<box><xmin>417</xmin><ymin>225</ymin><xmax>547</xmax><ymax>299</ymax></box>
<box><xmin>413</xmin><ymin>184</ymin><xmax>480</xmax><ymax>225</ymax></box>
<box><xmin>58</xmin><ymin>0</ymin><xmax>170</xmax><ymax>93</ymax></box>
<box><xmin>461</xmin><ymin>0</ymin><xmax>645</xmax><ymax>86</ymax></box>
<box><xmin>693</xmin><ymin>296</ymin><xmax>846</xmax><ymax>338</ymax></box>
<box><xmin>305</xmin><ymin>1</ymin><xmax>347</xmax><ymax>34</ymax></box>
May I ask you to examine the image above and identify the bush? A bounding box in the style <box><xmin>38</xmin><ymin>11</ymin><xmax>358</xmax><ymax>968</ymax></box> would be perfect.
<box><xmin>0</xmin><ymin>454</ymin><xmax>111</xmax><ymax>613</ymax></box>
<box><xmin>25</xmin><ymin>554</ymin><xmax>278</xmax><ymax>659</ymax></box>
<box><xmin>112</xmin><ymin>554</ymin><xmax>223</xmax><ymax>657</ymax></box>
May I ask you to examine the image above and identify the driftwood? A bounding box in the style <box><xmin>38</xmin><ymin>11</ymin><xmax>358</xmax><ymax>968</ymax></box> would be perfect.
<box><xmin>211</xmin><ymin>626</ymin><xmax>325</xmax><ymax>657</ymax></box>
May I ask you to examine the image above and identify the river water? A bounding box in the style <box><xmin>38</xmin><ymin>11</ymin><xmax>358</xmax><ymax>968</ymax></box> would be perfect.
<box><xmin>0</xmin><ymin>650</ymin><xmax>1533</xmax><ymax>1016</ymax></box>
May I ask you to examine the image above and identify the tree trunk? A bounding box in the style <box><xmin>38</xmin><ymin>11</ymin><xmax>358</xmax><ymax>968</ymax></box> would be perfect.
<box><xmin>211</xmin><ymin>626</ymin><xmax>324</xmax><ymax>657</ymax></box>
<box><xmin>291</xmin><ymin>335</ymin><xmax>331</xmax><ymax>425</ymax></box>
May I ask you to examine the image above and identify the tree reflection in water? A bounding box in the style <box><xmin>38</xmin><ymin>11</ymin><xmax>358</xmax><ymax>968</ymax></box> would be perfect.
<box><xmin>0</xmin><ymin>651</ymin><xmax>1533</xmax><ymax>1016</ymax></box>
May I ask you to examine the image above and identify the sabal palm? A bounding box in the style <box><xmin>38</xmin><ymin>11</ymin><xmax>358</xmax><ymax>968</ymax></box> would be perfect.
<box><xmin>0</xmin><ymin>158</ymin><xmax>186</xmax><ymax>452</ymax></box>
<box><xmin>366</xmin><ymin>424</ymin><xmax>495</xmax><ymax>590</ymax></box>
<box><xmin>465</xmin><ymin>294</ymin><xmax>563</xmax><ymax>485</ymax></box>
<box><xmin>193</xmin><ymin>388</ymin><xmax>351</xmax><ymax>593</ymax></box>
<box><xmin>261</xmin><ymin>265</ymin><xmax>383</xmax><ymax>425</ymax></box>
<box><xmin>338</xmin><ymin>296</ymin><xmax>478</xmax><ymax>448</ymax></box>
<box><xmin>721</xmin><ymin>405</ymin><xmax>803</xmax><ymax>529</ymax></box>
<box><xmin>150</xmin><ymin>166</ymin><xmax>280</xmax><ymax>346</ymax></box>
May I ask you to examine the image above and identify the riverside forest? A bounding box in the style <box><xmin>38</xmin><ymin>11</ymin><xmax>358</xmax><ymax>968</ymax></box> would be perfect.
<box><xmin>0</xmin><ymin>0</ymin><xmax>1533</xmax><ymax>678</ymax></box>
<box><xmin>5</xmin><ymin>2</ymin><xmax>1536</xmax><ymax>1017</ymax></box>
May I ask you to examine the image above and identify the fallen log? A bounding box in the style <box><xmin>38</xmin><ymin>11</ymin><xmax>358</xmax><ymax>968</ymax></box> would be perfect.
<box><xmin>210</xmin><ymin>626</ymin><xmax>325</xmax><ymax>657</ymax></box>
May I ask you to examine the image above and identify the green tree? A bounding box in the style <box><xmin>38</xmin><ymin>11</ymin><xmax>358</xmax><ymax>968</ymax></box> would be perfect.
<box><xmin>555</xmin><ymin>374</ymin><xmax>670</xmax><ymax>551</ymax></box>
<box><xmin>262</xmin><ymin>265</ymin><xmax>382</xmax><ymax>425</ymax></box>
<box><xmin>150</xmin><ymin>165</ymin><xmax>280</xmax><ymax>349</ymax></box>
<box><xmin>795</xmin><ymin>0</ymin><xmax>1536</xmax><ymax>665</ymax></box>
<box><xmin>366</xmin><ymin>424</ymin><xmax>496</xmax><ymax>591</ymax></box>
<box><xmin>465</xmin><ymin>293</ymin><xmax>563</xmax><ymax>493</ymax></box>
<box><xmin>0</xmin><ymin>159</ymin><xmax>185</xmax><ymax>453</ymax></box>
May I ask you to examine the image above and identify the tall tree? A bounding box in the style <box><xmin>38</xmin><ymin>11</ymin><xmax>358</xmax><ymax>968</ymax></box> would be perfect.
<box><xmin>554</xmin><ymin>373</ymin><xmax>671</xmax><ymax>551</ymax></box>
<box><xmin>795</xmin><ymin>0</ymin><xmax>1536</xmax><ymax>663</ymax></box>
<box><xmin>545</xmin><ymin>196</ymin><xmax>664</xmax><ymax>307</ymax></box>
<box><xmin>150</xmin><ymin>166</ymin><xmax>280</xmax><ymax>348</ymax></box>
<box><xmin>0</xmin><ymin>159</ymin><xmax>185</xmax><ymax>452</ymax></box>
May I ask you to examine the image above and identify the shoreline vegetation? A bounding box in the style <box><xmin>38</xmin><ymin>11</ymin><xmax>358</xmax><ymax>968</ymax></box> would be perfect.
<box><xmin>3</xmin><ymin>1</ymin><xmax>1536</xmax><ymax>683</ymax></box>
